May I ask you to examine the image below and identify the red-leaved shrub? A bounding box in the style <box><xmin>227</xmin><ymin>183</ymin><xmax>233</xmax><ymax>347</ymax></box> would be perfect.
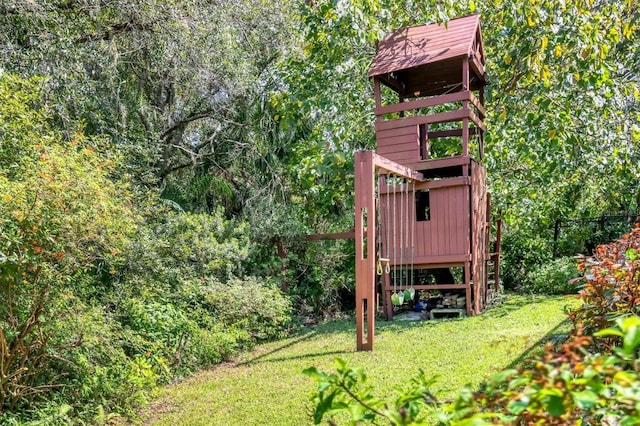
<box><xmin>571</xmin><ymin>225</ymin><xmax>640</xmax><ymax>343</ymax></box>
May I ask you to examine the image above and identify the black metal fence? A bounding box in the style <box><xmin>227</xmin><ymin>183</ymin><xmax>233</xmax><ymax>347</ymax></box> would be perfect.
<box><xmin>553</xmin><ymin>213</ymin><xmax>638</xmax><ymax>257</ymax></box>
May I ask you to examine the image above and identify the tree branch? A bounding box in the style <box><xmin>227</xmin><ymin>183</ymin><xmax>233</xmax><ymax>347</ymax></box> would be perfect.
<box><xmin>160</xmin><ymin>109</ymin><xmax>215</xmax><ymax>141</ymax></box>
<box><xmin>75</xmin><ymin>21</ymin><xmax>154</xmax><ymax>44</ymax></box>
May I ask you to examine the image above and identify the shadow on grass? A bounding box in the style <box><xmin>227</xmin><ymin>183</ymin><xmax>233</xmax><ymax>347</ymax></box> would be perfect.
<box><xmin>505</xmin><ymin>317</ymin><xmax>573</xmax><ymax>370</ymax></box>
<box><xmin>239</xmin><ymin>294</ymin><xmax>574</xmax><ymax>370</ymax></box>
<box><xmin>237</xmin><ymin>321</ymin><xmax>355</xmax><ymax>367</ymax></box>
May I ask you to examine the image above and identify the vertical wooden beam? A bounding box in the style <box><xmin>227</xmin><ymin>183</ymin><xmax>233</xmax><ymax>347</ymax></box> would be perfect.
<box><xmin>484</xmin><ymin>192</ymin><xmax>492</xmax><ymax>299</ymax></box>
<box><xmin>462</xmin><ymin>59</ymin><xmax>470</xmax><ymax>159</ymax></box>
<box><xmin>354</xmin><ymin>151</ymin><xmax>376</xmax><ymax>351</ymax></box>
<box><xmin>374</xmin><ymin>78</ymin><xmax>382</xmax><ymax>121</ymax></box>
<box><xmin>464</xmin><ymin>262</ymin><xmax>472</xmax><ymax>315</ymax></box>
<box><xmin>478</xmin><ymin>87</ymin><xmax>485</xmax><ymax>160</ymax></box>
<box><xmin>494</xmin><ymin>218</ymin><xmax>502</xmax><ymax>291</ymax></box>
<box><xmin>398</xmin><ymin>93</ymin><xmax>405</xmax><ymax>118</ymax></box>
<box><xmin>383</xmin><ymin>270</ymin><xmax>393</xmax><ymax>320</ymax></box>
<box><xmin>419</xmin><ymin>124</ymin><xmax>429</xmax><ymax>160</ymax></box>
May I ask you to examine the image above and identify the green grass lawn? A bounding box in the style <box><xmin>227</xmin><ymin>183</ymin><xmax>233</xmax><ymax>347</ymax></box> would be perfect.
<box><xmin>139</xmin><ymin>294</ymin><xmax>577</xmax><ymax>426</ymax></box>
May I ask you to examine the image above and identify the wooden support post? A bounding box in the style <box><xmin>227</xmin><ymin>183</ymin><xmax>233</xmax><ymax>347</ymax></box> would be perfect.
<box><xmin>494</xmin><ymin>218</ymin><xmax>502</xmax><ymax>291</ymax></box>
<box><xmin>374</xmin><ymin>78</ymin><xmax>382</xmax><ymax>121</ymax></box>
<box><xmin>383</xmin><ymin>271</ymin><xmax>393</xmax><ymax>320</ymax></box>
<box><xmin>354</xmin><ymin>151</ymin><xmax>376</xmax><ymax>351</ymax></box>
<box><xmin>461</xmin><ymin>59</ymin><xmax>470</xmax><ymax>160</ymax></box>
<box><xmin>478</xmin><ymin>86</ymin><xmax>485</xmax><ymax>160</ymax></box>
<box><xmin>464</xmin><ymin>262</ymin><xmax>472</xmax><ymax>315</ymax></box>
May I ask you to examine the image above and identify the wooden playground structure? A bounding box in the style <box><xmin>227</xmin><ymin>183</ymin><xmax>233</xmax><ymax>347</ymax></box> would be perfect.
<box><xmin>355</xmin><ymin>15</ymin><xmax>502</xmax><ymax>351</ymax></box>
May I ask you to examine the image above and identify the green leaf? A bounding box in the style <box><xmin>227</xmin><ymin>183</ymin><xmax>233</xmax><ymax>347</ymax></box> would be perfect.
<box><xmin>507</xmin><ymin>398</ymin><xmax>529</xmax><ymax>415</ymax></box>
<box><xmin>571</xmin><ymin>390</ymin><xmax>599</xmax><ymax>409</ymax></box>
<box><xmin>545</xmin><ymin>395</ymin><xmax>565</xmax><ymax>417</ymax></box>
<box><xmin>302</xmin><ymin>366</ymin><xmax>324</xmax><ymax>380</ymax></box>
<box><xmin>491</xmin><ymin>368</ymin><xmax>518</xmax><ymax>383</ymax></box>
<box><xmin>314</xmin><ymin>389</ymin><xmax>337</xmax><ymax>424</ymax></box>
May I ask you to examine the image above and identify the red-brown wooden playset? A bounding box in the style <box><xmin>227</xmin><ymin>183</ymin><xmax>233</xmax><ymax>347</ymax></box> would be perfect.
<box><xmin>355</xmin><ymin>15</ymin><xmax>502</xmax><ymax>351</ymax></box>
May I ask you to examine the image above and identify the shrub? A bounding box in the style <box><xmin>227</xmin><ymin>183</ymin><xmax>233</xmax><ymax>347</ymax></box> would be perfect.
<box><xmin>122</xmin><ymin>209</ymin><xmax>252</xmax><ymax>301</ymax></box>
<box><xmin>500</xmin><ymin>232</ymin><xmax>552</xmax><ymax>290</ymax></box>
<box><xmin>202</xmin><ymin>277</ymin><xmax>293</xmax><ymax>342</ymax></box>
<box><xmin>0</xmin><ymin>74</ymin><xmax>136</xmax><ymax>413</ymax></box>
<box><xmin>187</xmin><ymin>325</ymin><xmax>251</xmax><ymax>368</ymax></box>
<box><xmin>523</xmin><ymin>256</ymin><xmax>580</xmax><ymax>294</ymax></box>
<box><xmin>571</xmin><ymin>225</ymin><xmax>640</xmax><ymax>337</ymax></box>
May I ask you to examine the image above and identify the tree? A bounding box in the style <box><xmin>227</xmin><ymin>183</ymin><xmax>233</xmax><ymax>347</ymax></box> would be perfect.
<box><xmin>0</xmin><ymin>0</ymin><xmax>299</xmax><ymax>211</ymax></box>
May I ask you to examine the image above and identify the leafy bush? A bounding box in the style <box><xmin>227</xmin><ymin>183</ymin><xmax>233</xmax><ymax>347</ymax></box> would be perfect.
<box><xmin>571</xmin><ymin>225</ymin><xmax>640</xmax><ymax>337</ymax></box>
<box><xmin>523</xmin><ymin>256</ymin><xmax>580</xmax><ymax>294</ymax></box>
<box><xmin>186</xmin><ymin>325</ymin><xmax>250</xmax><ymax>368</ymax></box>
<box><xmin>116</xmin><ymin>209</ymin><xmax>292</xmax><ymax>373</ymax></box>
<box><xmin>0</xmin><ymin>74</ymin><xmax>294</xmax><ymax>424</ymax></box>
<box><xmin>440</xmin><ymin>319</ymin><xmax>640</xmax><ymax>425</ymax></box>
<box><xmin>244</xmin><ymin>197</ymin><xmax>356</xmax><ymax>316</ymax></box>
<box><xmin>0</xmin><ymin>74</ymin><xmax>136</xmax><ymax>413</ymax></box>
<box><xmin>500</xmin><ymin>232</ymin><xmax>552</xmax><ymax>290</ymax></box>
<box><xmin>202</xmin><ymin>277</ymin><xmax>293</xmax><ymax>341</ymax></box>
<box><xmin>117</xmin><ymin>277</ymin><xmax>292</xmax><ymax>376</ymax></box>
<box><xmin>123</xmin><ymin>209</ymin><xmax>252</xmax><ymax>299</ymax></box>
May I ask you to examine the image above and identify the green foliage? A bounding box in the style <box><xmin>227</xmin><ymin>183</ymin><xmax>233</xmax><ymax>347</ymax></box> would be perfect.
<box><xmin>523</xmin><ymin>257</ymin><xmax>580</xmax><ymax>295</ymax></box>
<box><xmin>0</xmin><ymin>73</ymin><xmax>294</xmax><ymax>423</ymax></box>
<box><xmin>108</xmin><ymin>210</ymin><xmax>293</xmax><ymax>381</ymax></box>
<box><xmin>124</xmin><ymin>209</ymin><xmax>251</xmax><ymax>298</ymax></box>
<box><xmin>571</xmin><ymin>225</ymin><xmax>640</xmax><ymax>337</ymax></box>
<box><xmin>0</xmin><ymin>74</ymin><xmax>136</xmax><ymax>413</ymax></box>
<box><xmin>203</xmin><ymin>277</ymin><xmax>292</xmax><ymax>342</ymax></box>
<box><xmin>439</xmin><ymin>327</ymin><xmax>640</xmax><ymax>425</ymax></box>
<box><xmin>500</xmin><ymin>232</ymin><xmax>553</xmax><ymax>290</ymax></box>
<box><xmin>304</xmin><ymin>359</ymin><xmax>439</xmax><ymax>425</ymax></box>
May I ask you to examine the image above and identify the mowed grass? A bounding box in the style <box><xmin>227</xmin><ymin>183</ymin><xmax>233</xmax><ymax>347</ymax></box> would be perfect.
<box><xmin>140</xmin><ymin>294</ymin><xmax>578</xmax><ymax>426</ymax></box>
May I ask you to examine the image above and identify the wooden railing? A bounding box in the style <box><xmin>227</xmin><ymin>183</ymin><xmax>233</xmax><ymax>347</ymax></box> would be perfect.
<box><xmin>374</xmin><ymin>90</ymin><xmax>486</xmax><ymax>120</ymax></box>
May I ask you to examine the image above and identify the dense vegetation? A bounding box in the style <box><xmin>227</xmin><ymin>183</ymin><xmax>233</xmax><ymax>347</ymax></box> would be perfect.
<box><xmin>307</xmin><ymin>226</ymin><xmax>640</xmax><ymax>424</ymax></box>
<box><xmin>0</xmin><ymin>0</ymin><xmax>638</xmax><ymax>422</ymax></box>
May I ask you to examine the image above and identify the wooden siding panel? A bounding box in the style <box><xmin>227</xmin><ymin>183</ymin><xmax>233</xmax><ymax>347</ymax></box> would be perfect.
<box><xmin>376</xmin><ymin>133</ymin><xmax>419</xmax><ymax>148</ymax></box>
<box><xmin>431</xmin><ymin>189</ymin><xmax>440</xmax><ymax>256</ymax></box>
<box><xmin>376</xmin><ymin>125</ymin><xmax>418</xmax><ymax>140</ymax></box>
<box><xmin>443</xmin><ymin>188</ymin><xmax>451</xmax><ymax>255</ymax></box>
<box><xmin>382</xmin><ymin>152</ymin><xmax>419</xmax><ymax>165</ymax></box>
<box><xmin>375</xmin><ymin>91</ymin><xmax>471</xmax><ymax>116</ymax></box>
<box><xmin>381</xmin><ymin>175</ymin><xmax>472</xmax><ymax>271</ymax></box>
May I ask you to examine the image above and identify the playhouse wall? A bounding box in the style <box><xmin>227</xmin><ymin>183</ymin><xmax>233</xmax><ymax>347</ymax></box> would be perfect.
<box><xmin>381</xmin><ymin>183</ymin><xmax>470</xmax><ymax>265</ymax></box>
<box><xmin>376</xmin><ymin>122</ymin><xmax>420</xmax><ymax>165</ymax></box>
